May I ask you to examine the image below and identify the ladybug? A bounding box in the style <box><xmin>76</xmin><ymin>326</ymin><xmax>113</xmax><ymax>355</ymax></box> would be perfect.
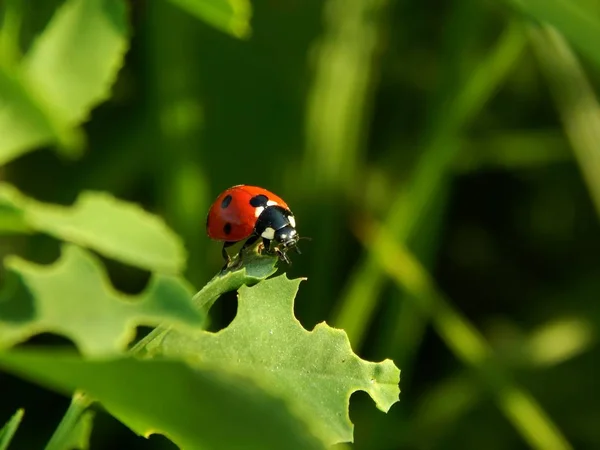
<box><xmin>206</xmin><ymin>185</ymin><xmax>302</xmax><ymax>266</ymax></box>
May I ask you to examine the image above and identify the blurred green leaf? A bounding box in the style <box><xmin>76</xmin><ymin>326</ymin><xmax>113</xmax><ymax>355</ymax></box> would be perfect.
<box><xmin>23</xmin><ymin>0</ymin><xmax>129</xmax><ymax>125</ymax></box>
<box><xmin>166</xmin><ymin>0</ymin><xmax>252</xmax><ymax>38</ymax></box>
<box><xmin>0</xmin><ymin>66</ymin><xmax>81</xmax><ymax>166</ymax></box>
<box><xmin>0</xmin><ymin>350</ymin><xmax>327</xmax><ymax>450</ymax></box>
<box><xmin>0</xmin><ymin>244</ymin><xmax>203</xmax><ymax>356</ymax></box>
<box><xmin>506</xmin><ymin>0</ymin><xmax>600</xmax><ymax>70</ymax></box>
<box><xmin>0</xmin><ymin>183</ymin><xmax>186</xmax><ymax>273</ymax></box>
<box><xmin>0</xmin><ymin>409</ymin><xmax>23</xmax><ymax>450</ymax></box>
<box><xmin>157</xmin><ymin>274</ymin><xmax>401</xmax><ymax>445</ymax></box>
<box><xmin>0</xmin><ymin>0</ymin><xmax>129</xmax><ymax>166</ymax></box>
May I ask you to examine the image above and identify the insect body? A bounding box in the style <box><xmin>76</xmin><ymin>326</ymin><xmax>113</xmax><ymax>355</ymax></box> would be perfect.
<box><xmin>206</xmin><ymin>185</ymin><xmax>301</xmax><ymax>266</ymax></box>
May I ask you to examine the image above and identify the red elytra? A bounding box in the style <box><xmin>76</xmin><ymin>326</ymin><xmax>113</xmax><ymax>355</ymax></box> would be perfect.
<box><xmin>206</xmin><ymin>185</ymin><xmax>289</xmax><ymax>241</ymax></box>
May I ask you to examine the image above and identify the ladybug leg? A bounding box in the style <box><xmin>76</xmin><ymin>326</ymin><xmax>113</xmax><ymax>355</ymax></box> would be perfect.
<box><xmin>262</xmin><ymin>237</ymin><xmax>272</xmax><ymax>254</ymax></box>
<box><xmin>221</xmin><ymin>241</ymin><xmax>236</xmax><ymax>263</ymax></box>
<box><xmin>275</xmin><ymin>247</ymin><xmax>292</xmax><ymax>265</ymax></box>
<box><xmin>240</xmin><ymin>234</ymin><xmax>260</xmax><ymax>254</ymax></box>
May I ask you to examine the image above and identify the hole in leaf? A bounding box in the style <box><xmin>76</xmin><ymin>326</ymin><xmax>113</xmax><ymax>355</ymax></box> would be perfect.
<box><xmin>131</xmin><ymin>325</ymin><xmax>154</xmax><ymax>346</ymax></box>
<box><xmin>17</xmin><ymin>332</ymin><xmax>78</xmax><ymax>352</ymax></box>
<box><xmin>205</xmin><ymin>290</ymin><xmax>238</xmax><ymax>332</ymax></box>
<box><xmin>1</xmin><ymin>234</ymin><xmax>61</xmax><ymax>266</ymax></box>
<box><xmin>90</xmin><ymin>407</ymin><xmax>178</xmax><ymax>450</ymax></box>
<box><xmin>99</xmin><ymin>254</ymin><xmax>151</xmax><ymax>295</ymax></box>
<box><xmin>0</xmin><ymin>270</ymin><xmax>35</xmax><ymax>322</ymax></box>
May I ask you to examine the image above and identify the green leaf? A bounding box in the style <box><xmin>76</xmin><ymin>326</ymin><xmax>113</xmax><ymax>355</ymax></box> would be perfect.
<box><xmin>0</xmin><ymin>183</ymin><xmax>186</xmax><ymax>273</ymax></box>
<box><xmin>0</xmin><ymin>350</ymin><xmax>327</xmax><ymax>450</ymax></box>
<box><xmin>0</xmin><ymin>65</ymin><xmax>81</xmax><ymax>166</ymax></box>
<box><xmin>0</xmin><ymin>0</ymin><xmax>129</xmax><ymax>166</ymax></box>
<box><xmin>166</xmin><ymin>0</ymin><xmax>252</xmax><ymax>38</ymax></box>
<box><xmin>0</xmin><ymin>409</ymin><xmax>23</xmax><ymax>450</ymax></box>
<box><xmin>23</xmin><ymin>0</ymin><xmax>130</xmax><ymax>125</ymax></box>
<box><xmin>0</xmin><ymin>244</ymin><xmax>203</xmax><ymax>356</ymax></box>
<box><xmin>156</xmin><ymin>274</ymin><xmax>401</xmax><ymax>445</ymax></box>
<box><xmin>133</xmin><ymin>251</ymin><xmax>278</xmax><ymax>356</ymax></box>
<box><xmin>506</xmin><ymin>0</ymin><xmax>600</xmax><ymax>69</ymax></box>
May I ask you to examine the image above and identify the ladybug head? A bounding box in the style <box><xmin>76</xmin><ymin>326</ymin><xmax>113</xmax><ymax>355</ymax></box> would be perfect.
<box><xmin>273</xmin><ymin>226</ymin><xmax>301</xmax><ymax>264</ymax></box>
<box><xmin>274</xmin><ymin>225</ymin><xmax>299</xmax><ymax>248</ymax></box>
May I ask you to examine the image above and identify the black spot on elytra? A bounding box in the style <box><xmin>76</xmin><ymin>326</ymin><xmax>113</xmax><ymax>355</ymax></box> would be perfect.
<box><xmin>223</xmin><ymin>223</ymin><xmax>232</xmax><ymax>235</ymax></box>
<box><xmin>249</xmin><ymin>194</ymin><xmax>269</xmax><ymax>207</ymax></box>
<box><xmin>221</xmin><ymin>194</ymin><xmax>233</xmax><ymax>209</ymax></box>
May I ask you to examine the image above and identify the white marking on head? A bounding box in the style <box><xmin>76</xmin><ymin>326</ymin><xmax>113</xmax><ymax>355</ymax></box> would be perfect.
<box><xmin>267</xmin><ymin>200</ymin><xmax>278</xmax><ymax>206</ymax></box>
<box><xmin>288</xmin><ymin>215</ymin><xmax>296</xmax><ymax>228</ymax></box>
<box><xmin>261</xmin><ymin>227</ymin><xmax>275</xmax><ymax>240</ymax></box>
<box><xmin>254</xmin><ymin>206</ymin><xmax>265</xmax><ymax>217</ymax></box>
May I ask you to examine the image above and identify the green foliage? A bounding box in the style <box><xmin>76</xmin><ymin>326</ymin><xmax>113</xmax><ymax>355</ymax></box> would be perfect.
<box><xmin>22</xmin><ymin>0</ymin><xmax>129</xmax><ymax>125</ymax></box>
<box><xmin>132</xmin><ymin>252</ymin><xmax>279</xmax><ymax>357</ymax></box>
<box><xmin>156</xmin><ymin>275</ymin><xmax>400</xmax><ymax>445</ymax></box>
<box><xmin>0</xmin><ymin>410</ymin><xmax>23</xmax><ymax>450</ymax></box>
<box><xmin>0</xmin><ymin>0</ymin><xmax>399</xmax><ymax>448</ymax></box>
<box><xmin>167</xmin><ymin>0</ymin><xmax>252</xmax><ymax>38</ymax></box>
<box><xmin>0</xmin><ymin>184</ymin><xmax>186</xmax><ymax>273</ymax></box>
<box><xmin>508</xmin><ymin>0</ymin><xmax>600</xmax><ymax>69</ymax></box>
<box><xmin>2</xmin><ymin>0</ymin><xmax>600</xmax><ymax>448</ymax></box>
<box><xmin>0</xmin><ymin>66</ymin><xmax>80</xmax><ymax>165</ymax></box>
<box><xmin>0</xmin><ymin>241</ymin><xmax>399</xmax><ymax>448</ymax></box>
<box><xmin>0</xmin><ymin>244</ymin><xmax>202</xmax><ymax>356</ymax></box>
<box><xmin>0</xmin><ymin>351</ymin><xmax>327</xmax><ymax>450</ymax></box>
<box><xmin>0</xmin><ymin>0</ymin><xmax>129</xmax><ymax>163</ymax></box>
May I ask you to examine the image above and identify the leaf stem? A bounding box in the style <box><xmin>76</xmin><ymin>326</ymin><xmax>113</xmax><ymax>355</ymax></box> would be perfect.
<box><xmin>44</xmin><ymin>391</ymin><xmax>93</xmax><ymax>450</ymax></box>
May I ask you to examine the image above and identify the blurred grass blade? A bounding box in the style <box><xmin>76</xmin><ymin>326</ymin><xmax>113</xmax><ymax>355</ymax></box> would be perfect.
<box><xmin>528</xmin><ymin>24</ymin><xmax>600</xmax><ymax>218</ymax></box>
<box><xmin>456</xmin><ymin>130</ymin><xmax>571</xmax><ymax>172</ymax></box>
<box><xmin>299</xmin><ymin>0</ymin><xmax>389</xmax><ymax>316</ymax></box>
<box><xmin>0</xmin><ymin>409</ymin><xmax>23</xmax><ymax>450</ymax></box>
<box><xmin>332</xmin><ymin>20</ymin><xmax>527</xmax><ymax>344</ymax></box>
<box><xmin>166</xmin><ymin>0</ymin><xmax>252</xmax><ymax>38</ymax></box>
<box><xmin>506</xmin><ymin>0</ymin><xmax>600</xmax><ymax>70</ymax></box>
<box><xmin>408</xmin><ymin>373</ymin><xmax>482</xmax><ymax>447</ymax></box>
<box><xmin>0</xmin><ymin>0</ymin><xmax>23</xmax><ymax>67</ymax></box>
<box><xmin>355</xmin><ymin>218</ymin><xmax>573</xmax><ymax>450</ymax></box>
<box><xmin>146</xmin><ymin>0</ymin><xmax>210</xmax><ymax>286</ymax></box>
<box><xmin>55</xmin><ymin>408</ymin><xmax>94</xmax><ymax>450</ymax></box>
<box><xmin>302</xmin><ymin>0</ymin><xmax>385</xmax><ymax>194</ymax></box>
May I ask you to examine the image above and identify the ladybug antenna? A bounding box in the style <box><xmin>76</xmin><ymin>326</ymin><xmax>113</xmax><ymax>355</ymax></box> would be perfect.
<box><xmin>298</xmin><ymin>236</ymin><xmax>312</xmax><ymax>242</ymax></box>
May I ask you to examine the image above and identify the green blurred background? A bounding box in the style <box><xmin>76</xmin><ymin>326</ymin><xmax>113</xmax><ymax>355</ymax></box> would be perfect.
<box><xmin>2</xmin><ymin>0</ymin><xmax>600</xmax><ymax>449</ymax></box>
